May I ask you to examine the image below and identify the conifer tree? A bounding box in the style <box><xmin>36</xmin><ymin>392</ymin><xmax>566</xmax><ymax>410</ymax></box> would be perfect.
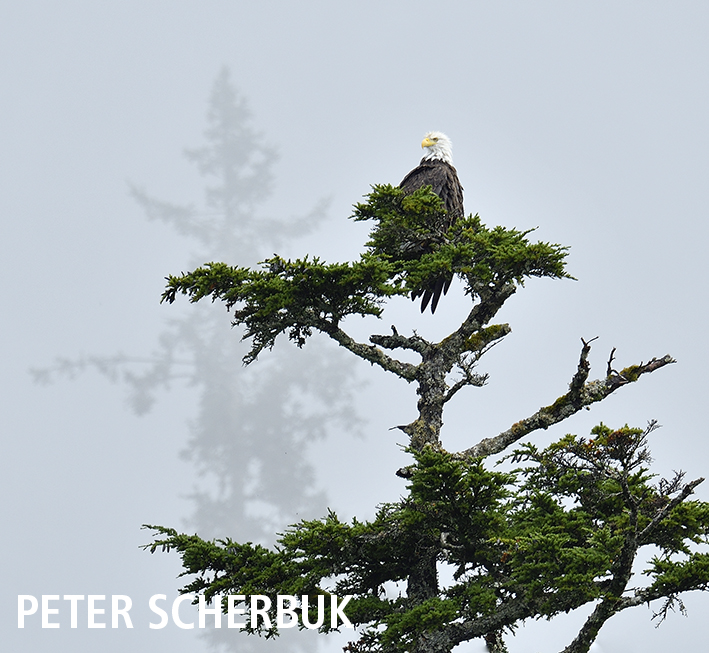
<box><xmin>147</xmin><ymin>178</ymin><xmax>709</xmax><ymax>652</ymax></box>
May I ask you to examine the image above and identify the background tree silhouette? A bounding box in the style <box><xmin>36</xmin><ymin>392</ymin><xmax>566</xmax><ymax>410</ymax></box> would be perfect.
<box><xmin>34</xmin><ymin>67</ymin><xmax>359</xmax><ymax>653</ymax></box>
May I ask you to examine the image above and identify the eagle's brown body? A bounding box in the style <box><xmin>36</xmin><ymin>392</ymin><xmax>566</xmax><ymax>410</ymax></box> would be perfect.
<box><xmin>400</xmin><ymin>158</ymin><xmax>464</xmax><ymax>229</ymax></box>
<box><xmin>399</xmin><ymin>133</ymin><xmax>464</xmax><ymax>313</ymax></box>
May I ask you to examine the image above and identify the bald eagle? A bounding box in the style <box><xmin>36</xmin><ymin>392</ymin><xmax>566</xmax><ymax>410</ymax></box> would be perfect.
<box><xmin>399</xmin><ymin>131</ymin><xmax>464</xmax><ymax>313</ymax></box>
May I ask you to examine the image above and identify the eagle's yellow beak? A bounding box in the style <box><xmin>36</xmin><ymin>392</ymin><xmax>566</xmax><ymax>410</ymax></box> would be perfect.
<box><xmin>421</xmin><ymin>137</ymin><xmax>435</xmax><ymax>148</ymax></box>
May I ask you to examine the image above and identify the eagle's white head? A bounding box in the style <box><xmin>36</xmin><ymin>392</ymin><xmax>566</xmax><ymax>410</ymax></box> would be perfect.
<box><xmin>421</xmin><ymin>131</ymin><xmax>453</xmax><ymax>165</ymax></box>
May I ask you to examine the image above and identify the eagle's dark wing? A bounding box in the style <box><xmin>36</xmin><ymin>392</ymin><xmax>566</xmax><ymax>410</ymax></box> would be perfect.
<box><xmin>399</xmin><ymin>158</ymin><xmax>464</xmax><ymax>312</ymax></box>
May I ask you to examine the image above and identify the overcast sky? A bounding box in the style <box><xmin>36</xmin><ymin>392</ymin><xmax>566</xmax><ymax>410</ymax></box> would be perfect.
<box><xmin>2</xmin><ymin>2</ymin><xmax>708</xmax><ymax>652</ymax></box>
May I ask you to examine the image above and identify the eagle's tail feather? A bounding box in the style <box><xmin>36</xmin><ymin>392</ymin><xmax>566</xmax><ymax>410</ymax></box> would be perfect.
<box><xmin>428</xmin><ymin>277</ymin><xmax>447</xmax><ymax>313</ymax></box>
<box><xmin>412</xmin><ymin>275</ymin><xmax>452</xmax><ymax>314</ymax></box>
<box><xmin>442</xmin><ymin>275</ymin><xmax>453</xmax><ymax>295</ymax></box>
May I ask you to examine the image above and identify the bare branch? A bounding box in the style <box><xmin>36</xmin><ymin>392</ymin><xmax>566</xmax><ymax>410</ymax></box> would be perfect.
<box><xmin>446</xmin><ymin>284</ymin><xmax>516</xmax><ymax>352</ymax></box>
<box><xmin>568</xmin><ymin>336</ymin><xmax>595</xmax><ymax>402</ymax></box>
<box><xmin>650</xmin><ymin>595</ymin><xmax>687</xmax><ymax>624</ymax></box>
<box><xmin>638</xmin><ymin>476</ymin><xmax>705</xmax><ymax>545</ymax></box>
<box><xmin>443</xmin><ymin>368</ymin><xmax>488</xmax><ymax>403</ymax></box>
<box><xmin>323</xmin><ymin>323</ymin><xmax>418</xmax><ymax>382</ymax></box>
<box><xmin>558</xmin><ymin>598</ymin><xmax>619</xmax><ymax>653</ymax></box>
<box><xmin>369</xmin><ymin>328</ymin><xmax>430</xmax><ymax>356</ymax></box>
<box><xmin>458</xmin><ymin>343</ymin><xmax>676</xmax><ymax>459</ymax></box>
<box><xmin>606</xmin><ymin>346</ymin><xmax>617</xmax><ymax>377</ymax></box>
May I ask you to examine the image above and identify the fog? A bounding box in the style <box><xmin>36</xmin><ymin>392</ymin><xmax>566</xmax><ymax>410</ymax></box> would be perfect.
<box><xmin>2</xmin><ymin>2</ymin><xmax>708</xmax><ymax>652</ymax></box>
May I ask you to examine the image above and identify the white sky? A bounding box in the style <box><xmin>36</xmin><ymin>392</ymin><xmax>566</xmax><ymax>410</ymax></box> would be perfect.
<box><xmin>1</xmin><ymin>2</ymin><xmax>708</xmax><ymax>651</ymax></box>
